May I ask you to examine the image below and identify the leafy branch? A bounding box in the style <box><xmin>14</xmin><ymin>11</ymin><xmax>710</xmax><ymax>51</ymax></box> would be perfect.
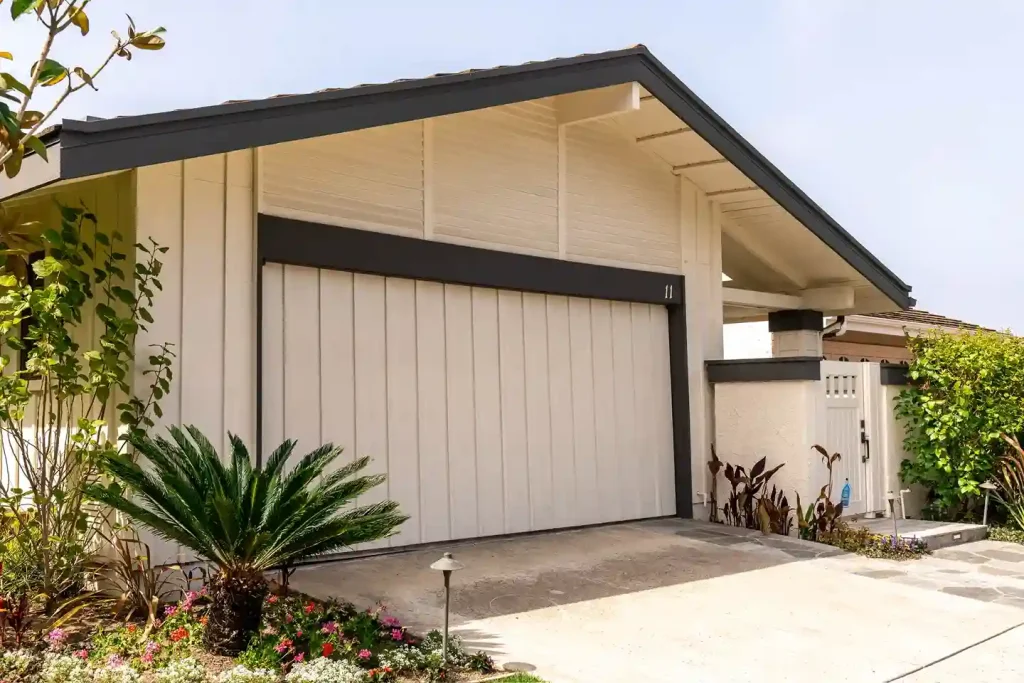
<box><xmin>0</xmin><ymin>0</ymin><xmax>165</xmax><ymax>176</ymax></box>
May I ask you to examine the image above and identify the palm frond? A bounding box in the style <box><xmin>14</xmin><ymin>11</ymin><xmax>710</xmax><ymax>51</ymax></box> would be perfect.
<box><xmin>86</xmin><ymin>427</ymin><xmax>408</xmax><ymax>576</ymax></box>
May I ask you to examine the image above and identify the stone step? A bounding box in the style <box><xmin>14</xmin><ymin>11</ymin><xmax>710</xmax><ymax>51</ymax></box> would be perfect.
<box><xmin>853</xmin><ymin>517</ymin><xmax>989</xmax><ymax>550</ymax></box>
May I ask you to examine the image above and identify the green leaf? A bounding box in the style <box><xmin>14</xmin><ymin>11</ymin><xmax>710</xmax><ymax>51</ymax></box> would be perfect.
<box><xmin>10</xmin><ymin>0</ymin><xmax>42</xmax><ymax>19</ymax></box>
<box><xmin>4</xmin><ymin>145</ymin><xmax>22</xmax><ymax>178</ymax></box>
<box><xmin>23</xmin><ymin>135</ymin><xmax>46</xmax><ymax>161</ymax></box>
<box><xmin>32</xmin><ymin>58</ymin><xmax>68</xmax><ymax>87</ymax></box>
<box><xmin>0</xmin><ymin>72</ymin><xmax>30</xmax><ymax>96</ymax></box>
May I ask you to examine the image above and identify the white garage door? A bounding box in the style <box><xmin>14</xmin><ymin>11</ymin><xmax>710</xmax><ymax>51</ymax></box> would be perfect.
<box><xmin>262</xmin><ymin>264</ymin><xmax>675</xmax><ymax>548</ymax></box>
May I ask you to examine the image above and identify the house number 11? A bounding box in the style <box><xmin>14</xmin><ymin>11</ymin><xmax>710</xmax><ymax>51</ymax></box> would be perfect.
<box><xmin>664</xmin><ymin>284</ymin><xmax>674</xmax><ymax>300</ymax></box>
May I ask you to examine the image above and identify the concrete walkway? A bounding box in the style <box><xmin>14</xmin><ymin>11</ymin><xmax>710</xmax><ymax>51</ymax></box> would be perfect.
<box><xmin>290</xmin><ymin>520</ymin><xmax>1024</xmax><ymax>682</ymax></box>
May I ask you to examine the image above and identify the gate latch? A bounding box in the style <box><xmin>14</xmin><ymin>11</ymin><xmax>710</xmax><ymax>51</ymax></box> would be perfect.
<box><xmin>860</xmin><ymin>419</ymin><xmax>870</xmax><ymax>463</ymax></box>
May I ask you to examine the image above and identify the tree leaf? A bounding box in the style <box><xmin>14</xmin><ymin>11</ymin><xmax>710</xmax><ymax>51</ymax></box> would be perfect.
<box><xmin>4</xmin><ymin>144</ymin><xmax>22</xmax><ymax>178</ymax></box>
<box><xmin>32</xmin><ymin>58</ymin><xmax>68</xmax><ymax>87</ymax></box>
<box><xmin>72</xmin><ymin>67</ymin><xmax>96</xmax><ymax>91</ymax></box>
<box><xmin>22</xmin><ymin>136</ymin><xmax>47</xmax><ymax>164</ymax></box>
<box><xmin>10</xmin><ymin>0</ymin><xmax>43</xmax><ymax>19</ymax></box>
<box><xmin>69</xmin><ymin>6</ymin><xmax>89</xmax><ymax>35</ymax></box>
<box><xmin>131</xmin><ymin>28</ymin><xmax>166</xmax><ymax>51</ymax></box>
<box><xmin>21</xmin><ymin>110</ymin><xmax>43</xmax><ymax>128</ymax></box>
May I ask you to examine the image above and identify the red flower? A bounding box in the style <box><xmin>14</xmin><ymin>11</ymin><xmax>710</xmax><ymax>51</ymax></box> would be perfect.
<box><xmin>169</xmin><ymin>627</ymin><xmax>189</xmax><ymax>642</ymax></box>
<box><xmin>304</xmin><ymin>601</ymin><xmax>316</xmax><ymax>615</ymax></box>
<box><xmin>127</xmin><ymin>623</ymin><xmax>137</xmax><ymax>633</ymax></box>
<box><xmin>275</xmin><ymin>638</ymin><xmax>294</xmax><ymax>654</ymax></box>
<box><xmin>267</xmin><ymin>595</ymin><xmax>278</xmax><ymax>604</ymax></box>
<box><xmin>200</xmin><ymin>616</ymin><xmax>208</xmax><ymax>626</ymax></box>
<box><xmin>296</xmin><ymin>630</ymin><xmax>303</xmax><ymax>638</ymax></box>
<box><xmin>322</xmin><ymin>642</ymin><xmax>334</xmax><ymax>658</ymax></box>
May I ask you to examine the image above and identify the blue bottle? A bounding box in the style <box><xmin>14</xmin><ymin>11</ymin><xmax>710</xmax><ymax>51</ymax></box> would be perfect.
<box><xmin>841</xmin><ymin>478</ymin><xmax>851</xmax><ymax>508</ymax></box>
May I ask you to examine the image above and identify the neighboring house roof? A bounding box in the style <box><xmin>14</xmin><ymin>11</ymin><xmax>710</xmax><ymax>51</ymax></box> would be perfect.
<box><xmin>824</xmin><ymin>309</ymin><xmax>992</xmax><ymax>339</ymax></box>
<box><xmin>4</xmin><ymin>45</ymin><xmax>914</xmax><ymax>309</ymax></box>
<box><xmin>858</xmin><ymin>310</ymin><xmax>987</xmax><ymax>330</ymax></box>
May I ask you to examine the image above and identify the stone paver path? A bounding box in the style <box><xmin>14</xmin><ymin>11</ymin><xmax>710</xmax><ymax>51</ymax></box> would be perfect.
<box><xmin>818</xmin><ymin>538</ymin><xmax>1024</xmax><ymax>611</ymax></box>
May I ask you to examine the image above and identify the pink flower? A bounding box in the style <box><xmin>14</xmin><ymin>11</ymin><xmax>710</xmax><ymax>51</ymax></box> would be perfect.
<box><xmin>262</xmin><ymin>626</ymin><xmax>279</xmax><ymax>636</ymax></box>
<box><xmin>286</xmin><ymin>614</ymin><xmax>294</xmax><ymax>623</ymax></box>
<box><xmin>296</xmin><ymin>630</ymin><xmax>303</xmax><ymax>638</ymax></box>
<box><xmin>391</xmin><ymin>628</ymin><xmax>403</xmax><ymax>641</ymax></box>
<box><xmin>294</xmin><ymin>653</ymin><xmax>305</xmax><ymax>663</ymax></box>
<box><xmin>274</xmin><ymin>638</ymin><xmax>293</xmax><ymax>654</ymax></box>
<box><xmin>73</xmin><ymin>650</ymin><xmax>89</xmax><ymax>660</ymax></box>
<box><xmin>320</xmin><ymin>621</ymin><xmax>338</xmax><ymax>634</ymax></box>
<box><xmin>381</xmin><ymin>616</ymin><xmax>401</xmax><ymax>628</ymax></box>
<box><xmin>267</xmin><ymin>594</ymin><xmax>278</xmax><ymax>604</ymax></box>
<box><xmin>358</xmin><ymin>649</ymin><xmax>372</xmax><ymax>660</ymax></box>
<box><xmin>304</xmin><ymin>601</ymin><xmax>316</xmax><ymax>615</ymax></box>
<box><xmin>107</xmin><ymin>654</ymin><xmax>125</xmax><ymax>668</ymax></box>
<box><xmin>46</xmin><ymin>628</ymin><xmax>67</xmax><ymax>648</ymax></box>
<box><xmin>164</xmin><ymin>605</ymin><xmax>177</xmax><ymax>618</ymax></box>
<box><xmin>141</xmin><ymin>640</ymin><xmax>160</xmax><ymax>665</ymax></box>
<box><xmin>182</xmin><ymin>591</ymin><xmax>198</xmax><ymax>611</ymax></box>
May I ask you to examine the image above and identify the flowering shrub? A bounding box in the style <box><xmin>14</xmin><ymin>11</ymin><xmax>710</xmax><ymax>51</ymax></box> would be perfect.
<box><xmin>93</xmin><ymin>664</ymin><xmax>142</xmax><ymax>683</ymax></box>
<box><xmin>154</xmin><ymin>657</ymin><xmax>209</xmax><ymax>683</ymax></box>
<box><xmin>820</xmin><ymin>522</ymin><xmax>929</xmax><ymax>560</ymax></box>
<box><xmin>0</xmin><ymin>649</ymin><xmax>38</xmax><ymax>682</ymax></box>
<box><xmin>284</xmin><ymin>657</ymin><xmax>365</xmax><ymax>683</ymax></box>
<box><xmin>40</xmin><ymin>653</ymin><xmax>91</xmax><ymax>683</ymax></box>
<box><xmin>215</xmin><ymin>665</ymin><xmax>279</xmax><ymax>683</ymax></box>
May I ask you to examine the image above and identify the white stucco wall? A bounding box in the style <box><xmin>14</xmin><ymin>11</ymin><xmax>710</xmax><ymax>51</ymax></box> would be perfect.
<box><xmin>713</xmin><ymin>380</ymin><xmax>824</xmax><ymax>521</ymax></box>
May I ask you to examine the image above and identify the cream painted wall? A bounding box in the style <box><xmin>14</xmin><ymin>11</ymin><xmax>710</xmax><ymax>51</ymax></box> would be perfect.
<box><xmin>135</xmin><ymin>152</ymin><xmax>256</xmax><ymax>562</ymax></box>
<box><xmin>713</xmin><ymin>381</ymin><xmax>823</xmax><ymax>521</ymax></box>
<box><xmin>879</xmin><ymin>383</ymin><xmax>927</xmax><ymax>517</ymax></box>
<box><xmin>259</xmin><ymin>99</ymin><xmax>724</xmax><ymax>515</ymax></box>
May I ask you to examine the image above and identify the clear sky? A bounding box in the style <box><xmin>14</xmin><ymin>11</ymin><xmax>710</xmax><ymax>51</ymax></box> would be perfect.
<box><xmin>6</xmin><ymin>1</ymin><xmax>1021</xmax><ymax>331</ymax></box>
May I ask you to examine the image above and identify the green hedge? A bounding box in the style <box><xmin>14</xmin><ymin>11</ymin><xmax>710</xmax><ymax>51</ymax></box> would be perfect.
<box><xmin>896</xmin><ymin>328</ymin><xmax>1024</xmax><ymax>519</ymax></box>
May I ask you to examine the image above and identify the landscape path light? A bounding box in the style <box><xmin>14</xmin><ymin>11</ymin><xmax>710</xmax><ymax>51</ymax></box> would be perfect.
<box><xmin>430</xmin><ymin>552</ymin><xmax>465</xmax><ymax>667</ymax></box>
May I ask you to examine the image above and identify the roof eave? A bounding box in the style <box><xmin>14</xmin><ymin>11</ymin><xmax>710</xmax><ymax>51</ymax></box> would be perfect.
<box><xmin>28</xmin><ymin>47</ymin><xmax>915</xmax><ymax>308</ymax></box>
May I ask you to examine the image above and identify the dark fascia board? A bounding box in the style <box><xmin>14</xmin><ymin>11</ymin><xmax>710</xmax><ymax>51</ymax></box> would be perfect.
<box><xmin>259</xmin><ymin>214</ymin><xmax>683</xmax><ymax>306</ymax></box>
<box><xmin>54</xmin><ymin>46</ymin><xmax>913</xmax><ymax>309</ymax></box>
<box><xmin>706</xmin><ymin>357</ymin><xmax>822</xmax><ymax>383</ymax></box>
<box><xmin>880</xmin><ymin>362</ymin><xmax>910</xmax><ymax>386</ymax></box>
<box><xmin>768</xmin><ymin>309</ymin><xmax>823</xmax><ymax>332</ymax></box>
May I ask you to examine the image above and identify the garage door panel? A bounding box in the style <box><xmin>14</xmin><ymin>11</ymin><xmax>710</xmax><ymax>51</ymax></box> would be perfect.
<box><xmin>386</xmin><ymin>278</ymin><xmax>420</xmax><ymax>546</ymax></box>
<box><xmin>522</xmin><ymin>293</ymin><xmax>554</xmax><ymax>530</ymax></box>
<box><xmin>319</xmin><ymin>270</ymin><xmax>356</xmax><ymax>478</ymax></box>
<box><xmin>498</xmin><ymin>290</ymin><xmax>531</xmax><ymax>534</ymax></box>
<box><xmin>265</xmin><ymin>267</ymin><xmax>675</xmax><ymax>549</ymax></box>
<box><xmin>569</xmin><ymin>298</ymin><xmax>600</xmax><ymax>526</ymax></box>
<box><xmin>284</xmin><ymin>266</ymin><xmax>322</xmax><ymax>463</ymax></box>
<box><xmin>443</xmin><ymin>285</ymin><xmax>479</xmax><ymax>540</ymax></box>
<box><xmin>590</xmin><ymin>300</ymin><xmax>622</xmax><ymax>523</ymax></box>
<box><xmin>262</xmin><ymin>263</ymin><xmax>285</xmax><ymax>461</ymax></box>
<box><xmin>545</xmin><ymin>295</ymin><xmax>577</xmax><ymax>528</ymax></box>
<box><xmin>353</xmin><ymin>273</ymin><xmax>388</xmax><ymax>542</ymax></box>
<box><xmin>416</xmin><ymin>281</ymin><xmax>450</xmax><ymax>544</ymax></box>
<box><xmin>631</xmin><ymin>303</ymin><xmax>658</xmax><ymax>519</ymax></box>
<box><xmin>651</xmin><ymin>306</ymin><xmax>675</xmax><ymax>516</ymax></box>
<box><xmin>611</xmin><ymin>301</ymin><xmax>641</xmax><ymax>521</ymax></box>
<box><xmin>471</xmin><ymin>288</ymin><xmax>505</xmax><ymax>537</ymax></box>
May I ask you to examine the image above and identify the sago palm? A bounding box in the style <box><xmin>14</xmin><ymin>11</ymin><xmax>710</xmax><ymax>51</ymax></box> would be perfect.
<box><xmin>85</xmin><ymin>425</ymin><xmax>407</xmax><ymax>655</ymax></box>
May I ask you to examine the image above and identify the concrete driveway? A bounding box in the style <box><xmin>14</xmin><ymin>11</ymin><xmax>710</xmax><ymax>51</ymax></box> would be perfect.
<box><xmin>290</xmin><ymin>519</ymin><xmax>1024</xmax><ymax>683</ymax></box>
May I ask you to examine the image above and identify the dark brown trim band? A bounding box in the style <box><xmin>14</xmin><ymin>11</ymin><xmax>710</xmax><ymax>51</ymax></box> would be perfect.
<box><xmin>706</xmin><ymin>357</ymin><xmax>821</xmax><ymax>383</ymax></box>
<box><xmin>258</xmin><ymin>214</ymin><xmax>683</xmax><ymax>305</ymax></box>
<box><xmin>768</xmin><ymin>309</ymin><xmax>823</xmax><ymax>332</ymax></box>
<box><xmin>880</xmin><ymin>363</ymin><xmax>910</xmax><ymax>386</ymax></box>
<box><xmin>256</xmin><ymin>215</ymin><xmax>693</xmax><ymax>519</ymax></box>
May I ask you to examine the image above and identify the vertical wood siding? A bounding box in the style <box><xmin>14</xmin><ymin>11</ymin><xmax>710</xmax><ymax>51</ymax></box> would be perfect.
<box><xmin>135</xmin><ymin>153</ymin><xmax>256</xmax><ymax>562</ymax></box>
<box><xmin>262</xmin><ymin>265</ymin><xmax>675</xmax><ymax>548</ymax></box>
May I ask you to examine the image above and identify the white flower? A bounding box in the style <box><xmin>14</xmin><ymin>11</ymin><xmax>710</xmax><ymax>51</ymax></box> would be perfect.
<box><xmin>40</xmin><ymin>654</ymin><xmax>91</xmax><ymax>683</ymax></box>
<box><xmin>154</xmin><ymin>658</ymin><xmax>209</xmax><ymax>683</ymax></box>
<box><xmin>216</xmin><ymin>666</ymin><xmax>279</xmax><ymax>683</ymax></box>
<box><xmin>284</xmin><ymin>658</ymin><xmax>364</xmax><ymax>683</ymax></box>
<box><xmin>93</xmin><ymin>664</ymin><xmax>142</xmax><ymax>683</ymax></box>
<box><xmin>378</xmin><ymin>645</ymin><xmax>424</xmax><ymax>673</ymax></box>
<box><xmin>0</xmin><ymin>649</ymin><xmax>40</xmax><ymax>681</ymax></box>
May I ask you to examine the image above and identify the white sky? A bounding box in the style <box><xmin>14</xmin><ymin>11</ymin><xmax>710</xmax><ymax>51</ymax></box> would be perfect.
<box><xmin>4</xmin><ymin>0</ymin><xmax>1021</xmax><ymax>331</ymax></box>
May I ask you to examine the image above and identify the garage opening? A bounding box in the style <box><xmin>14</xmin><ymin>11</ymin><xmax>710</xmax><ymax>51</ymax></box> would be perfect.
<box><xmin>257</xmin><ymin>215</ymin><xmax>688</xmax><ymax>550</ymax></box>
